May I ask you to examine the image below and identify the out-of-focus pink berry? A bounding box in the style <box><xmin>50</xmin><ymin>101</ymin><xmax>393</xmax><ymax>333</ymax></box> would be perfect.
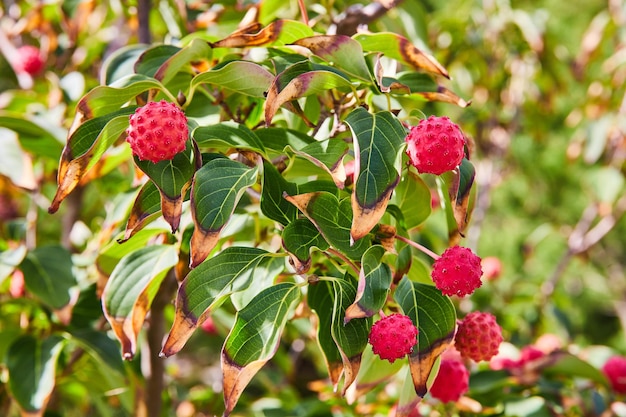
<box><xmin>9</xmin><ymin>270</ymin><xmax>25</xmax><ymax>298</ymax></box>
<box><xmin>15</xmin><ymin>45</ymin><xmax>44</xmax><ymax>75</ymax></box>
<box><xmin>429</xmin><ymin>358</ymin><xmax>469</xmax><ymax>403</ymax></box>
<box><xmin>602</xmin><ymin>356</ymin><xmax>626</xmax><ymax>394</ymax></box>
<box><xmin>455</xmin><ymin>311</ymin><xmax>503</xmax><ymax>362</ymax></box>
<box><xmin>480</xmin><ymin>256</ymin><xmax>502</xmax><ymax>281</ymax></box>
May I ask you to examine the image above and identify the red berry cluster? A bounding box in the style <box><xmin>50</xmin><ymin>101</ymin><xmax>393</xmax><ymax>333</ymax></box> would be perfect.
<box><xmin>455</xmin><ymin>311</ymin><xmax>503</xmax><ymax>362</ymax></box>
<box><xmin>429</xmin><ymin>358</ymin><xmax>469</xmax><ymax>403</ymax></box>
<box><xmin>431</xmin><ymin>246</ymin><xmax>483</xmax><ymax>297</ymax></box>
<box><xmin>405</xmin><ymin>115</ymin><xmax>466</xmax><ymax>175</ymax></box>
<box><xmin>126</xmin><ymin>100</ymin><xmax>189</xmax><ymax>163</ymax></box>
<box><xmin>368</xmin><ymin>314</ymin><xmax>418</xmax><ymax>363</ymax></box>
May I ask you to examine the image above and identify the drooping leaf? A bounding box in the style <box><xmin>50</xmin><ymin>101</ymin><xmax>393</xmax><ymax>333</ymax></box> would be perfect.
<box><xmin>0</xmin><ymin>111</ymin><xmax>64</xmax><ymax>159</ymax></box>
<box><xmin>287</xmin><ymin>139</ymin><xmax>350</xmax><ymax>189</ymax></box>
<box><xmin>101</xmin><ymin>44</ymin><xmax>148</xmax><ymax>85</ymax></box>
<box><xmin>161</xmin><ymin>247</ymin><xmax>280</xmax><ymax>357</ymax></box>
<box><xmin>344</xmin><ymin>107</ymin><xmax>406</xmax><ymax>241</ymax></box>
<box><xmin>211</xmin><ymin>20</ymin><xmax>314</xmax><ymax>48</ymax></box>
<box><xmin>345</xmin><ymin>245</ymin><xmax>392</xmax><ymax>321</ymax></box>
<box><xmin>222</xmin><ymin>283</ymin><xmax>302</xmax><ymax>416</ymax></box>
<box><xmin>70</xmin><ymin>329</ymin><xmax>125</xmax><ymax>375</ymax></box>
<box><xmin>293</xmin><ymin>35</ymin><xmax>371</xmax><ymax>81</ymax></box>
<box><xmin>353</xmin><ymin>33</ymin><xmax>449</xmax><ymax>78</ymax></box>
<box><xmin>0</xmin><ymin>245</ymin><xmax>27</xmax><ymax>285</ymax></box>
<box><xmin>6</xmin><ymin>335</ymin><xmax>65</xmax><ymax>416</ymax></box>
<box><xmin>97</xmin><ymin>228</ymin><xmax>170</xmax><ymax>276</ymax></box>
<box><xmin>119</xmin><ymin>180</ymin><xmax>163</xmax><ymax>242</ymax></box>
<box><xmin>189</xmin><ymin>61</ymin><xmax>274</xmax><ymax>100</ymax></box>
<box><xmin>284</xmin><ymin>192</ymin><xmax>371</xmax><ymax>260</ymax></box>
<box><xmin>48</xmin><ymin>108</ymin><xmax>136</xmax><ymax>213</ymax></box>
<box><xmin>390</xmin><ymin>72</ymin><xmax>470</xmax><ymax>107</ymax></box>
<box><xmin>193</xmin><ymin>122</ymin><xmax>266</xmax><ymax>157</ymax></box>
<box><xmin>282</xmin><ymin>218</ymin><xmax>330</xmax><ymax>274</ymax></box>
<box><xmin>134</xmin><ymin>140</ymin><xmax>197</xmax><ymax>232</ymax></box>
<box><xmin>309</xmin><ymin>275</ymin><xmax>371</xmax><ymax>394</ymax></box>
<box><xmin>19</xmin><ymin>245</ymin><xmax>77</xmax><ymax>311</ymax></box>
<box><xmin>393</xmin><ymin>170</ymin><xmax>432</xmax><ymax>230</ymax></box>
<box><xmin>265</xmin><ymin>61</ymin><xmax>354</xmax><ymax>124</ymax></box>
<box><xmin>254</xmin><ymin>127</ymin><xmax>314</xmax><ymax>154</ymax></box>
<box><xmin>102</xmin><ymin>245</ymin><xmax>178</xmax><ymax>359</ymax></box>
<box><xmin>189</xmin><ymin>158</ymin><xmax>259</xmax><ymax>267</ymax></box>
<box><xmin>441</xmin><ymin>158</ymin><xmax>476</xmax><ymax>243</ymax></box>
<box><xmin>134</xmin><ymin>45</ymin><xmax>182</xmax><ymax>78</ymax></box>
<box><xmin>394</xmin><ymin>277</ymin><xmax>456</xmax><ymax>397</ymax></box>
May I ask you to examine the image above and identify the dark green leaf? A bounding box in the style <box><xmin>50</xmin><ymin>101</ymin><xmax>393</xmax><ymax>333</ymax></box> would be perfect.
<box><xmin>288</xmin><ymin>139</ymin><xmax>350</xmax><ymax>189</ymax></box>
<box><xmin>19</xmin><ymin>245</ymin><xmax>77</xmax><ymax>310</ymax></box>
<box><xmin>193</xmin><ymin>123</ymin><xmax>266</xmax><ymax>157</ymax></box>
<box><xmin>6</xmin><ymin>335</ymin><xmax>65</xmax><ymax>413</ymax></box>
<box><xmin>119</xmin><ymin>180</ymin><xmax>163</xmax><ymax>242</ymax></box>
<box><xmin>282</xmin><ymin>218</ymin><xmax>330</xmax><ymax>273</ymax></box>
<box><xmin>260</xmin><ymin>160</ymin><xmax>298</xmax><ymax>226</ymax></box>
<box><xmin>345</xmin><ymin>245</ymin><xmax>392</xmax><ymax>321</ymax></box>
<box><xmin>135</xmin><ymin>45</ymin><xmax>182</xmax><ymax>77</ymax></box>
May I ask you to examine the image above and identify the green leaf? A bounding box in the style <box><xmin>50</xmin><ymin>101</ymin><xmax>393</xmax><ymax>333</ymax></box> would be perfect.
<box><xmin>153</xmin><ymin>38</ymin><xmax>212</xmax><ymax>85</ymax></box>
<box><xmin>504</xmin><ymin>397</ymin><xmax>553</xmax><ymax>417</ymax></box>
<box><xmin>134</xmin><ymin>45</ymin><xmax>182</xmax><ymax>77</ymax></box>
<box><xmin>190</xmin><ymin>60</ymin><xmax>274</xmax><ymax>99</ymax></box>
<box><xmin>6</xmin><ymin>335</ymin><xmax>65</xmax><ymax>414</ymax></box>
<box><xmin>254</xmin><ymin>127</ymin><xmax>314</xmax><ymax>153</ymax></box>
<box><xmin>265</xmin><ymin>61</ymin><xmax>354</xmax><ymax>124</ymax></box>
<box><xmin>211</xmin><ymin>19</ymin><xmax>314</xmax><ymax>48</ymax></box>
<box><xmin>101</xmin><ymin>44</ymin><xmax>148</xmax><ymax>85</ymax></box>
<box><xmin>134</xmin><ymin>140</ymin><xmax>196</xmax><ymax>232</ymax></box>
<box><xmin>543</xmin><ymin>351</ymin><xmax>610</xmax><ymax>386</ymax></box>
<box><xmin>284</xmin><ymin>192</ymin><xmax>371</xmax><ymax>260</ymax></box>
<box><xmin>353</xmin><ymin>33</ymin><xmax>449</xmax><ymax>78</ymax></box>
<box><xmin>190</xmin><ymin>158</ymin><xmax>259</xmax><ymax>267</ymax></box>
<box><xmin>0</xmin><ymin>128</ymin><xmax>37</xmax><ymax>190</ymax></box>
<box><xmin>97</xmin><ymin>228</ymin><xmax>169</xmax><ymax>276</ymax></box>
<box><xmin>193</xmin><ymin>123</ymin><xmax>266</xmax><ymax>157</ymax></box>
<box><xmin>287</xmin><ymin>139</ymin><xmax>350</xmax><ymax>189</ymax></box>
<box><xmin>222</xmin><ymin>283</ymin><xmax>302</xmax><ymax>416</ymax></box>
<box><xmin>345</xmin><ymin>107</ymin><xmax>407</xmax><ymax>240</ymax></box>
<box><xmin>309</xmin><ymin>275</ymin><xmax>371</xmax><ymax>394</ymax></box>
<box><xmin>282</xmin><ymin>218</ymin><xmax>330</xmax><ymax>274</ymax></box>
<box><xmin>293</xmin><ymin>35</ymin><xmax>372</xmax><ymax>81</ymax></box>
<box><xmin>48</xmin><ymin>108</ymin><xmax>137</xmax><ymax>213</ymax></box>
<box><xmin>119</xmin><ymin>180</ymin><xmax>163</xmax><ymax>242</ymax></box>
<box><xmin>70</xmin><ymin>329</ymin><xmax>125</xmax><ymax>375</ymax></box>
<box><xmin>102</xmin><ymin>245</ymin><xmax>178</xmax><ymax>359</ymax></box>
<box><xmin>345</xmin><ymin>245</ymin><xmax>392</xmax><ymax>321</ymax></box>
<box><xmin>162</xmin><ymin>247</ymin><xmax>280</xmax><ymax>357</ymax></box>
<box><xmin>260</xmin><ymin>160</ymin><xmax>298</xmax><ymax>226</ymax></box>
<box><xmin>441</xmin><ymin>158</ymin><xmax>476</xmax><ymax>242</ymax></box>
<box><xmin>19</xmin><ymin>245</ymin><xmax>77</xmax><ymax>310</ymax></box>
<box><xmin>394</xmin><ymin>277</ymin><xmax>456</xmax><ymax>397</ymax></box>
<box><xmin>393</xmin><ymin>170</ymin><xmax>432</xmax><ymax>230</ymax></box>
<box><xmin>0</xmin><ymin>111</ymin><xmax>64</xmax><ymax>159</ymax></box>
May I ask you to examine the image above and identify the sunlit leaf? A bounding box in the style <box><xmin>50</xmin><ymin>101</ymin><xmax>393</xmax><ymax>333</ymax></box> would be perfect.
<box><xmin>190</xmin><ymin>61</ymin><xmax>274</xmax><ymax>99</ymax></box>
<box><xmin>0</xmin><ymin>112</ymin><xmax>64</xmax><ymax>160</ymax></box>
<box><xmin>393</xmin><ymin>170</ymin><xmax>432</xmax><ymax>230</ymax></box>
<box><xmin>161</xmin><ymin>247</ymin><xmax>281</xmax><ymax>357</ymax></box>
<box><xmin>0</xmin><ymin>245</ymin><xmax>27</xmax><ymax>285</ymax></box>
<box><xmin>211</xmin><ymin>20</ymin><xmax>314</xmax><ymax>48</ymax></box>
<box><xmin>153</xmin><ymin>38</ymin><xmax>212</xmax><ymax>85</ymax></box>
<box><xmin>394</xmin><ymin>277</ymin><xmax>456</xmax><ymax>397</ymax></box>
<box><xmin>6</xmin><ymin>335</ymin><xmax>65</xmax><ymax>416</ymax></box>
<box><xmin>48</xmin><ymin>109</ymin><xmax>136</xmax><ymax>214</ymax></box>
<box><xmin>345</xmin><ymin>108</ymin><xmax>406</xmax><ymax>241</ymax></box>
<box><xmin>293</xmin><ymin>35</ymin><xmax>371</xmax><ymax>81</ymax></box>
<box><xmin>345</xmin><ymin>245</ymin><xmax>392</xmax><ymax>321</ymax></box>
<box><xmin>189</xmin><ymin>158</ymin><xmax>259</xmax><ymax>267</ymax></box>
<box><xmin>102</xmin><ymin>245</ymin><xmax>178</xmax><ymax>359</ymax></box>
<box><xmin>0</xmin><ymin>129</ymin><xmax>37</xmax><ymax>190</ymax></box>
<box><xmin>193</xmin><ymin>123</ymin><xmax>266</xmax><ymax>157</ymax></box>
<box><xmin>354</xmin><ymin>33</ymin><xmax>449</xmax><ymax>78</ymax></box>
<box><xmin>222</xmin><ymin>283</ymin><xmax>302</xmax><ymax>416</ymax></box>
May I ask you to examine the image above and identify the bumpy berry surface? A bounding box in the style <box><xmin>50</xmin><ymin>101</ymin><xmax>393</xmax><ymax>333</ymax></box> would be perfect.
<box><xmin>602</xmin><ymin>356</ymin><xmax>626</xmax><ymax>394</ymax></box>
<box><xmin>455</xmin><ymin>311</ymin><xmax>503</xmax><ymax>361</ymax></box>
<box><xmin>405</xmin><ymin>115</ymin><xmax>466</xmax><ymax>175</ymax></box>
<box><xmin>126</xmin><ymin>100</ymin><xmax>188</xmax><ymax>163</ymax></box>
<box><xmin>368</xmin><ymin>314</ymin><xmax>418</xmax><ymax>363</ymax></box>
<box><xmin>431</xmin><ymin>246</ymin><xmax>483</xmax><ymax>297</ymax></box>
<box><xmin>429</xmin><ymin>359</ymin><xmax>469</xmax><ymax>403</ymax></box>
<box><xmin>15</xmin><ymin>46</ymin><xmax>44</xmax><ymax>75</ymax></box>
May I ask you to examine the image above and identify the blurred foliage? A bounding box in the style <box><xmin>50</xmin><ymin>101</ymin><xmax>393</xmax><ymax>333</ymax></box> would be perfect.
<box><xmin>0</xmin><ymin>0</ymin><xmax>625</xmax><ymax>417</ymax></box>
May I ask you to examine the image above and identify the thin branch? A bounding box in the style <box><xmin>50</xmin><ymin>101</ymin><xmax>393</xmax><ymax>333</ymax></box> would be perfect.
<box><xmin>325</xmin><ymin>247</ymin><xmax>360</xmax><ymax>275</ymax></box>
<box><xmin>394</xmin><ymin>235</ymin><xmax>440</xmax><ymax>260</ymax></box>
<box><xmin>137</xmin><ymin>0</ymin><xmax>152</xmax><ymax>44</ymax></box>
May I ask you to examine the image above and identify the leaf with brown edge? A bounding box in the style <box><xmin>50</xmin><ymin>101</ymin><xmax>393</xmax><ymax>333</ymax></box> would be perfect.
<box><xmin>101</xmin><ymin>245</ymin><xmax>178</xmax><ymax>359</ymax></box>
<box><xmin>344</xmin><ymin>245</ymin><xmax>391</xmax><ymax>322</ymax></box>
<box><xmin>265</xmin><ymin>61</ymin><xmax>354</xmax><ymax>125</ymax></box>
<box><xmin>354</xmin><ymin>32</ymin><xmax>449</xmax><ymax>78</ymax></box>
<box><xmin>292</xmin><ymin>35</ymin><xmax>371</xmax><ymax>81</ymax></box>
<box><xmin>48</xmin><ymin>108</ymin><xmax>136</xmax><ymax>213</ymax></box>
<box><xmin>281</xmin><ymin>218</ymin><xmax>329</xmax><ymax>274</ymax></box>
<box><xmin>308</xmin><ymin>275</ymin><xmax>371</xmax><ymax>394</ymax></box>
<box><xmin>419</xmin><ymin>87</ymin><xmax>471</xmax><ymax>108</ymax></box>
<box><xmin>394</xmin><ymin>278</ymin><xmax>456</xmax><ymax>398</ymax></box>
<box><xmin>210</xmin><ymin>20</ymin><xmax>314</xmax><ymax>48</ymax></box>
<box><xmin>344</xmin><ymin>108</ymin><xmax>406</xmax><ymax>242</ymax></box>
<box><xmin>188</xmin><ymin>157</ymin><xmax>259</xmax><ymax>268</ymax></box>
<box><xmin>160</xmin><ymin>247</ymin><xmax>279</xmax><ymax>357</ymax></box>
<box><xmin>222</xmin><ymin>283</ymin><xmax>302</xmax><ymax>416</ymax></box>
<box><xmin>119</xmin><ymin>180</ymin><xmax>162</xmax><ymax>243</ymax></box>
<box><xmin>286</xmin><ymin>139</ymin><xmax>350</xmax><ymax>189</ymax></box>
<box><xmin>440</xmin><ymin>158</ymin><xmax>476</xmax><ymax>243</ymax></box>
